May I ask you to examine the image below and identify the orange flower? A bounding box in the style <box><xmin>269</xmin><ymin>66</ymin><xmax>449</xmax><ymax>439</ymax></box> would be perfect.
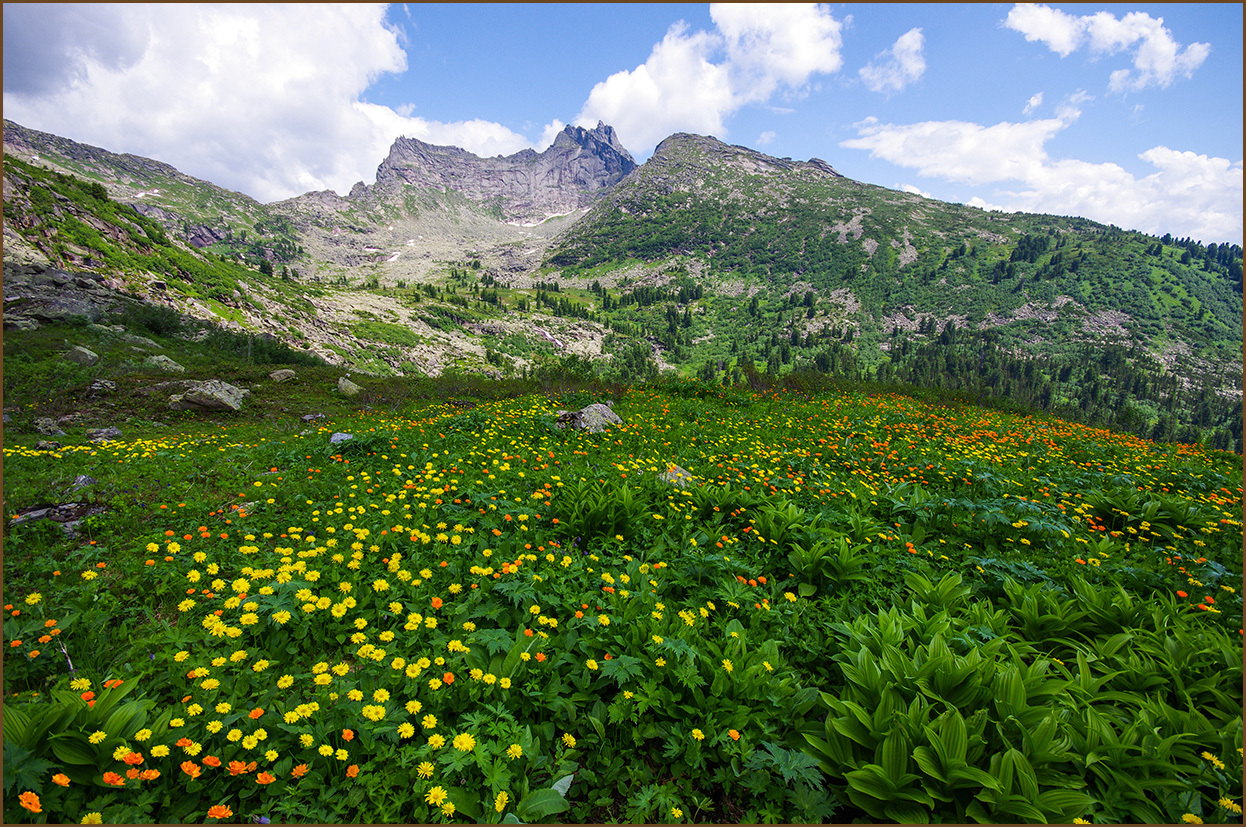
<box><xmin>291</xmin><ymin>763</ymin><xmax>310</xmax><ymax>778</ymax></box>
<box><xmin>203</xmin><ymin>756</ymin><xmax>222</xmax><ymax>768</ymax></box>
<box><xmin>256</xmin><ymin>772</ymin><xmax>276</xmax><ymax>785</ymax></box>
<box><xmin>346</xmin><ymin>764</ymin><xmax>359</xmax><ymax>778</ymax></box>
<box><xmin>176</xmin><ymin>737</ymin><xmax>193</xmax><ymax>748</ymax></box>
<box><xmin>342</xmin><ymin>729</ymin><xmax>354</xmax><ymax>742</ymax></box>
<box><xmin>431</xmin><ymin>597</ymin><xmax>443</xmax><ymax>610</ymax></box>
<box><xmin>524</xmin><ymin>628</ymin><xmax>534</xmax><ymax>637</ymax></box>
<box><xmin>227</xmin><ymin>760</ymin><xmax>250</xmax><ymax>776</ymax></box>
<box><xmin>81</xmin><ymin>691</ymin><xmax>95</xmax><ymax>701</ymax></box>
<box><xmin>123</xmin><ymin>751</ymin><xmax>144</xmax><ymax>765</ymax></box>
<box><xmin>728</xmin><ymin>729</ymin><xmax>741</xmax><ymax>741</ymax></box>
<box><xmin>18</xmin><ymin>792</ymin><xmax>40</xmax><ymax>813</ymax></box>
<box><xmin>140</xmin><ymin>768</ymin><xmax>161</xmax><ymax>781</ymax></box>
<box><xmin>52</xmin><ymin>773</ymin><xmax>70</xmax><ymax>787</ymax></box>
<box><xmin>535</xmin><ymin>652</ymin><xmax>547</xmax><ymax>662</ymax></box>
<box><xmin>126</xmin><ymin>768</ymin><xmax>141</xmax><ymax>779</ymax></box>
<box><xmin>249</xmin><ymin>707</ymin><xmax>264</xmax><ymax>719</ymax></box>
<box><xmin>103</xmin><ymin>771</ymin><xmax>126</xmax><ymax>786</ymax></box>
<box><xmin>442</xmin><ymin>672</ymin><xmax>455</xmax><ymax>684</ymax></box>
<box><xmin>103</xmin><ymin>678</ymin><xmax>123</xmax><ymax>688</ymax></box>
<box><xmin>181</xmin><ymin>762</ymin><xmax>202</xmax><ymax>779</ymax></box>
<box><xmin>207</xmin><ymin>804</ymin><xmax>233</xmax><ymax>819</ymax></box>
<box><xmin>1177</xmin><ymin>590</ymin><xmax>1189</xmax><ymax>598</ymax></box>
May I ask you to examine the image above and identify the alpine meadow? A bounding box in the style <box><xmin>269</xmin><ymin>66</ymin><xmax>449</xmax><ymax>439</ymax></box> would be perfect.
<box><xmin>1</xmin><ymin>6</ymin><xmax>1243</xmax><ymax>822</ymax></box>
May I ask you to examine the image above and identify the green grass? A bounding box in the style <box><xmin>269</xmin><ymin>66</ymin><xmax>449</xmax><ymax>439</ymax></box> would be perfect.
<box><xmin>3</xmin><ymin>316</ymin><xmax>1242</xmax><ymax>825</ymax></box>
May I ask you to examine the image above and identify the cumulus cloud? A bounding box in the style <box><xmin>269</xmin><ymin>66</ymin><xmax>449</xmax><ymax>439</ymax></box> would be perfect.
<box><xmin>1004</xmin><ymin>4</ymin><xmax>1210</xmax><ymax>93</ymax></box>
<box><xmin>842</xmin><ymin>113</ymin><xmax>1242</xmax><ymax>242</ymax></box>
<box><xmin>859</xmin><ymin>28</ymin><xmax>926</xmax><ymax>95</ymax></box>
<box><xmin>757</xmin><ymin>130</ymin><xmax>778</xmax><ymax>145</ymax></box>
<box><xmin>899</xmin><ymin>183</ymin><xmax>934</xmax><ymax>199</ymax></box>
<box><xmin>1023</xmin><ymin>92</ymin><xmax>1044</xmax><ymax>115</ymax></box>
<box><xmin>1</xmin><ymin>4</ymin><xmax>552</xmax><ymax>201</ymax></box>
<box><xmin>574</xmin><ymin>3</ymin><xmax>844</xmax><ymax>155</ymax></box>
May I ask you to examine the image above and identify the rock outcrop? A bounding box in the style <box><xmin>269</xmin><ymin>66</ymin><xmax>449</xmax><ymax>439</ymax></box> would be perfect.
<box><xmin>555</xmin><ymin>402</ymin><xmax>622</xmax><ymax>433</ymax></box>
<box><xmin>366</xmin><ymin>122</ymin><xmax>636</xmax><ymax>223</ymax></box>
<box><xmin>168</xmin><ymin>379</ymin><xmax>249</xmax><ymax>411</ymax></box>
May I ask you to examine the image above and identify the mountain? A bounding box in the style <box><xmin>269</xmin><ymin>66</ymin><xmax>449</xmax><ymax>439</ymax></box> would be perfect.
<box><xmin>2</xmin><ymin>120</ymin><xmax>1241</xmax><ymax>449</ymax></box>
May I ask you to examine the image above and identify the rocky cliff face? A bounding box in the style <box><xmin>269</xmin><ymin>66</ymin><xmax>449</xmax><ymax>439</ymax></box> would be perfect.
<box><xmin>364</xmin><ymin>121</ymin><xmax>636</xmax><ymax>223</ymax></box>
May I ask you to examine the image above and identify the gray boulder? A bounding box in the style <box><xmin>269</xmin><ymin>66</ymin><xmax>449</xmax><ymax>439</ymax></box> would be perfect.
<box><xmin>66</xmin><ymin>345</ymin><xmax>100</xmax><ymax>366</ymax></box>
<box><xmin>338</xmin><ymin>376</ymin><xmax>361</xmax><ymax>397</ymax></box>
<box><xmin>145</xmin><ymin>355</ymin><xmax>186</xmax><ymax>373</ymax></box>
<box><xmin>329</xmin><ymin>432</ymin><xmax>354</xmax><ymax>445</ymax></box>
<box><xmin>34</xmin><ymin>417</ymin><xmax>66</xmax><ymax>436</ymax></box>
<box><xmin>555</xmin><ymin>403</ymin><xmax>623</xmax><ymax>433</ymax></box>
<box><xmin>87</xmin><ymin>426</ymin><xmax>123</xmax><ymax>442</ymax></box>
<box><xmin>88</xmin><ymin>379</ymin><xmax>118</xmax><ymax>395</ymax></box>
<box><xmin>119</xmin><ymin>332</ymin><xmax>159</xmax><ymax>349</ymax></box>
<box><xmin>169</xmin><ymin>379</ymin><xmax>247</xmax><ymax>412</ymax></box>
<box><xmin>270</xmin><ymin>369</ymin><xmax>297</xmax><ymax>383</ymax></box>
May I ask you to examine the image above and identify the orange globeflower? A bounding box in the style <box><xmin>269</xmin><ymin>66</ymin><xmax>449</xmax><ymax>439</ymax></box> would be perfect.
<box><xmin>126</xmin><ymin>768</ymin><xmax>141</xmax><ymax>780</ymax></box>
<box><xmin>227</xmin><ymin>760</ymin><xmax>250</xmax><ymax>776</ymax></box>
<box><xmin>431</xmin><ymin>597</ymin><xmax>443</xmax><ymax>609</ymax></box>
<box><xmin>535</xmin><ymin>652</ymin><xmax>547</xmax><ymax>662</ymax></box>
<box><xmin>140</xmin><ymin>769</ymin><xmax>161</xmax><ymax>781</ymax></box>
<box><xmin>728</xmin><ymin>729</ymin><xmax>741</xmax><ymax>741</ymax></box>
<box><xmin>291</xmin><ymin>763</ymin><xmax>310</xmax><ymax>778</ymax></box>
<box><xmin>52</xmin><ymin>773</ymin><xmax>70</xmax><ymax>787</ymax></box>
<box><xmin>1177</xmin><ymin>590</ymin><xmax>1189</xmax><ymax>598</ymax></box>
<box><xmin>346</xmin><ymin>764</ymin><xmax>360</xmax><ymax>778</ymax></box>
<box><xmin>103</xmin><ymin>771</ymin><xmax>126</xmax><ymax>786</ymax></box>
<box><xmin>18</xmin><ymin>792</ymin><xmax>41</xmax><ymax>813</ymax></box>
<box><xmin>81</xmin><ymin>691</ymin><xmax>96</xmax><ymax>701</ymax></box>
<box><xmin>256</xmin><ymin>772</ymin><xmax>276</xmax><ymax>785</ymax></box>
<box><xmin>342</xmin><ymin>729</ymin><xmax>354</xmax><ymax>742</ymax></box>
<box><xmin>203</xmin><ymin>756</ymin><xmax>222</xmax><ymax>768</ymax></box>
<box><xmin>442</xmin><ymin>672</ymin><xmax>455</xmax><ymax>684</ymax></box>
<box><xmin>181</xmin><ymin>762</ymin><xmax>202</xmax><ymax>779</ymax></box>
<box><xmin>207</xmin><ymin>805</ymin><xmax>233</xmax><ymax>820</ymax></box>
<box><xmin>249</xmin><ymin>707</ymin><xmax>265</xmax><ymax>719</ymax></box>
<box><xmin>123</xmin><ymin>751</ymin><xmax>144</xmax><ymax>765</ymax></box>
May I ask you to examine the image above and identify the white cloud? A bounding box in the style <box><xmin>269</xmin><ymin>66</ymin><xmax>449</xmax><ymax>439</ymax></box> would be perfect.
<box><xmin>757</xmin><ymin>130</ymin><xmax>777</xmax><ymax>145</ymax></box>
<box><xmin>859</xmin><ymin>28</ymin><xmax>926</xmax><ymax>95</ymax></box>
<box><xmin>1</xmin><ymin>4</ymin><xmax>546</xmax><ymax>201</ymax></box>
<box><xmin>575</xmin><ymin>3</ymin><xmax>844</xmax><ymax>155</ymax></box>
<box><xmin>1004</xmin><ymin>4</ymin><xmax>1210</xmax><ymax>93</ymax></box>
<box><xmin>842</xmin><ymin>114</ymin><xmax>1243</xmax><ymax>242</ymax></box>
<box><xmin>900</xmin><ymin>183</ymin><xmax>933</xmax><ymax>199</ymax></box>
<box><xmin>1023</xmin><ymin>92</ymin><xmax>1043</xmax><ymax>115</ymax></box>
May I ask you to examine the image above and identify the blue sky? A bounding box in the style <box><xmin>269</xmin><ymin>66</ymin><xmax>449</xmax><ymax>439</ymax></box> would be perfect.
<box><xmin>4</xmin><ymin>3</ymin><xmax>1242</xmax><ymax>242</ymax></box>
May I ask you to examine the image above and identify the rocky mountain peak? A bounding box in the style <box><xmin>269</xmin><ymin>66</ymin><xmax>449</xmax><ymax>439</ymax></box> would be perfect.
<box><xmin>366</xmin><ymin>122</ymin><xmax>636</xmax><ymax>223</ymax></box>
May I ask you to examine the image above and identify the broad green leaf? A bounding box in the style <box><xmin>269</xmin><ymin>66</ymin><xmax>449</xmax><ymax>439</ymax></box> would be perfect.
<box><xmin>517</xmin><ymin>788</ymin><xmax>571</xmax><ymax>820</ymax></box>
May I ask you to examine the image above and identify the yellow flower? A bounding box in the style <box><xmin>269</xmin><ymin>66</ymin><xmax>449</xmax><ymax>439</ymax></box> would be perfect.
<box><xmin>452</xmin><ymin>732</ymin><xmax>477</xmax><ymax>752</ymax></box>
<box><xmin>428</xmin><ymin>734</ymin><xmax>446</xmax><ymax>749</ymax></box>
<box><xmin>424</xmin><ymin>786</ymin><xmax>448</xmax><ymax>806</ymax></box>
<box><xmin>422</xmin><ymin>714</ymin><xmax>438</xmax><ymax>729</ymax></box>
<box><xmin>506</xmin><ymin>744</ymin><xmax>523</xmax><ymax>760</ymax></box>
<box><xmin>150</xmin><ymin>745</ymin><xmax>170</xmax><ymax>757</ymax></box>
<box><xmin>561</xmin><ymin>733</ymin><xmax>576</xmax><ymax>748</ymax></box>
<box><xmin>319</xmin><ymin>744</ymin><xmax>334</xmax><ymax>756</ymax></box>
<box><xmin>1181</xmin><ymin>815</ymin><xmax>1203</xmax><ymax>824</ymax></box>
<box><xmin>722</xmin><ymin>659</ymin><xmax>733</xmax><ymax>673</ymax></box>
<box><xmin>397</xmin><ymin>722</ymin><xmax>415</xmax><ymax>738</ymax></box>
<box><xmin>88</xmin><ymin>731</ymin><xmax>107</xmax><ymax>745</ymax></box>
<box><xmin>134</xmin><ymin>729</ymin><xmax>152</xmax><ymax>742</ymax></box>
<box><xmin>417</xmin><ymin>761</ymin><xmax>434</xmax><ymax>779</ymax></box>
<box><xmin>440</xmin><ymin>802</ymin><xmax>456</xmax><ymax>816</ymax></box>
<box><xmin>671</xmin><ymin>806</ymin><xmax>683</xmax><ymax>818</ymax></box>
<box><xmin>655</xmin><ymin>657</ymin><xmax>666</xmax><ymax>667</ymax></box>
<box><xmin>81</xmin><ymin>813</ymin><xmax>104</xmax><ymax>824</ymax></box>
<box><xmin>495</xmin><ymin>791</ymin><xmax>510</xmax><ymax>812</ymax></box>
<box><xmin>586</xmin><ymin>659</ymin><xmax>599</xmax><ymax>671</ymax></box>
<box><xmin>691</xmin><ymin>729</ymin><xmax>704</xmax><ymax>741</ymax></box>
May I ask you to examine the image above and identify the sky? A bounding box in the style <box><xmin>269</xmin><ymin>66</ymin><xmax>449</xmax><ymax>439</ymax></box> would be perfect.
<box><xmin>3</xmin><ymin>3</ymin><xmax>1242</xmax><ymax>243</ymax></box>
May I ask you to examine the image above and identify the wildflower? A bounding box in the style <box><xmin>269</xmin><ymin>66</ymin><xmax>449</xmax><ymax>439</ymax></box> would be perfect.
<box><xmin>291</xmin><ymin>764</ymin><xmax>310</xmax><ymax>778</ymax></box>
<box><xmin>452</xmin><ymin>732</ymin><xmax>477</xmax><ymax>752</ymax></box>
<box><xmin>1220</xmin><ymin>798</ymin><xmax>1242</xmax><ymax>815</ymax></box>
<box><xmin>256</xmin><ymin>772</ymin><xmax>276</xmax><ymax>784</ymax></box>
<box><xmin>722</xmin><ymin>659</ymin><xmax>734</xmax><ymax>673</ymax></box>
<box><xmin>691</xmin><ymin>729</ymin><xmax>704</xmax><ymax>741</ymax></box>
<box><xmin>441</xmin><ymin>802</ymin><xmax>456</xmax><ymax>816</ymax></box>
<box><xmin>1202</xmin><ymin>751</ymin><xmax>1226</xmax><ymax>770</ymax></box>
<box><xmin>52</xmin><ymin>773</ymin><xmax>70</xmax><ymax>786</ymax></box>
<box><xmin>1181</xmin><ymin>815</ymin><xmax>1203</xmax><ymax>824</ymax></box>
<box><xmin>728</xmin><ymin>729</ymin><xmax>741</xmax><ymax>741</ymax></box>
<box><xmin>506</xmin><ymin>743</ymin><xmax>523</xmax><ymax>760</ymax></box>
<box><xmin>428</xmin><ymin>734</ymin><xmax>446</xmax><ymax>749</ymax></box>
<box><xmin>151</xmin><ymin>745</ymin><xmax>170</xmax><ymax>758</ymax></box>
<box><xmin>422</xmin><ymin>714</ymin><xmax>438</xmax><ymax>729</ymax></box>
<box><xmin>18</xmin><ymin>791</ymin><xmax>41</xmax><ymax>813</ymax></box>
<box><xmin>88</xmin><ymin>730</ymin><xmax>107</xmax><ymax>744</ymax></box>
<box><xmin>425</xmin><ymin>786</ymin><xmax>448</xmax><ymax>806</ymax></box>
<box><xmin>181</xmin><ymin>761</ymin><xmax>202</xmax><ymax>779</ymax></box>
<box><xmin>346</xmin><ymin>764</ymin><xmax>359</xmax><ymax>778</ymax></box>
<box><xmin>561</xmin><ymin>733</ymin><xmax>576</xmax><ymax>748</ymax></box>
<box><xmin>672</xmin><ymin>806</ymin><xmax>684</xmax><ymax>818</ymax></box>
<box><xmin>417</xmin><ymin>761</ymin><xmax>435</xmax><ymax>778</ymax></box>
<box><xmin>81</xmin><ymin>813</ymin><xmax>104</xmax><ymax>824</ymax></box>
<box><xmin>586</xmin><ymin>659</ymin><xmax>599</xmax><ymax>671</ymax></box>
<box><xmin>495</xmin><ymin>791</ymin><xmax>510</xmax><ymax>812</ymax></box>
<box><xmin>203</xmin><ymin>756</ymin><xmax>222</xmax><ymax>768</ymax></box>
<box><xmin>207</xmin><ymin>805</ymin><xmax>233</xmax><ymax>819</ymax></box>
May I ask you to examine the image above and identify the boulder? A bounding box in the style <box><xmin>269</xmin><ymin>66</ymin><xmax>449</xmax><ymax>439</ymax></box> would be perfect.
<box><xmin>270</xmin><ymin>369</ymin><xmax>297</xmax><ymax>383</ymax></box>
<box><xmin>302</xmin><ymin>413</ymin><xmax>326</xmax><ymax>422</ymax></box>
<box><xmin>66</xmin><ymin>345</ymin><xmax>100</xmax><ymax>366</ymax></box>
<box><xmin>555</xmin><ymin>403</ymin><xmax>623</xmax><ymax>433</ymax></box>
<box><xmin>338</xmin><ymin>376</ymin><xmax>361</xmax><ymax>397</ymax></box>
<box><xmin>169</xmin><ymin>379</ymin><xmax>247</xmax><ymax>412</ymax></box>
<box><xmin>4</xmin><ymin>316</ymin><xmax>39</xmax><ymax>331</ymax></box>
<box><xmin>145</xmin><ymin>355</ymin><xmax>186</xmax><ymax>373</ymax></box>
<box><xmin>88</xmin><ymin>379</ymin><xmax>118</xmax><ymax>395</ymax></box>
<box><xmin>34</xmin><ymin>417</ymin><xmax>66</xmax><ymax>436</ymax></box>
<box><xmin>119</xmin><ymin>332</ymin><xmax>159</xmax><ymax>349</ymax></box>
<box><xmin>659</xmin><ymin>465</ymin><xmax>695</xmax><ymax>488</ymax></box>
<box><xmin>329</xmin><ymin>432</ymin><xmax>354</xmax><ymax>445</ymax></box>
<box><xmin>87</xmin><ymin>426</ymin><xmax>123</xmax><ymax>442</ymax></box>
